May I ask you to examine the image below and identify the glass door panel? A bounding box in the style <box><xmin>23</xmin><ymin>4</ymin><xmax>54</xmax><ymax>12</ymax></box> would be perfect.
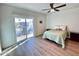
<box><xmin>15</xmin><ymin>17</ymin><xmax>27</xmax><ymax>42</ymax></box>
<box><xmin>26</xmin><ymin>18</ymin><xmax>34</xmax><ymax>38</ymax></box>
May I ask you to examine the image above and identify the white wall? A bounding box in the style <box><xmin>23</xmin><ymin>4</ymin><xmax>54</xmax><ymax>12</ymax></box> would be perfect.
<box><xmin>35</xmin><ymin>15</ymin><xmax>46</xmax><ymax>35</ymax></box>
<box><xmin>46</xmin><ymin>7</ymin><xmax>79</xmax><ymax>33</ymax></box>
<box><xmin>0</xmin><ymin>4</ymin><xmax>46</xmax><ymax>49</ymax></box>
<box><xmin>0</xmin><ymin>5</ymin><xmax>2</xmax><ymax>53</ymax></box>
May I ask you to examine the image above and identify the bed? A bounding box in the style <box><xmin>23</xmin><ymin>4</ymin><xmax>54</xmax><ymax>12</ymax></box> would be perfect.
<box><xmin>43</xmin><ymin>25</ymin><xmax>70</xmax><ymax>48</ymax></box>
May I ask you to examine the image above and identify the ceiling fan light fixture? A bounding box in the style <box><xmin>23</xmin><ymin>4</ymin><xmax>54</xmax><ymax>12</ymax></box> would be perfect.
<box><xmin>51</xmin><ymin>9</ymin><xmax>55</xmax><ymax>12</ymax></box>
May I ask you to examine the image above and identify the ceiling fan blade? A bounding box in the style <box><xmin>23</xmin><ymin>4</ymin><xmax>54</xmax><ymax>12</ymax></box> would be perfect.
<box><xmin>42</xmin><ymin>9</ymin><xmax>49</xmax><ymax>11</ymax></box>
<box><xmin>54</xmin><ymin>8</ymin><xmax>59</xmax><ymax>11</ymax></box>
<box><xmin>55</xmin><ymin>4</ymin><xmax>66</xmax><ymax>8</ymax></box>
<box><xmin>48</xmin><ymin>10</ymin><xmax>51</xmax><ymax>13</ymax></box>
<box><xmin>50</xmin><ymin>3</ymin><xmax>54</xmax><ymax>9</ymax></box>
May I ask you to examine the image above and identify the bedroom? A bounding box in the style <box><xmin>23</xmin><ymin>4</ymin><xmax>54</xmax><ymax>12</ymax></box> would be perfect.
<box><xmin>0</xmin><ymin>3</ymin><xmax>79</xmax><ymax>56</ymax></box>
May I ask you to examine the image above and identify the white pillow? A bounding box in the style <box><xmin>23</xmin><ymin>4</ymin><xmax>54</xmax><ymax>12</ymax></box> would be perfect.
<box><xmin>59</xmin><ymin>25</ymin><xmax>66</xmax><ymax>31</ymax></box>
<box><xmin>53</xmin><ymin>25</ymin><xmax>66</xmax><ymax>31</ymax></box>
<box><xmin>53</xmin><ymin>25</ymin><xmax>60</xmax><ymax>29</ymax></box>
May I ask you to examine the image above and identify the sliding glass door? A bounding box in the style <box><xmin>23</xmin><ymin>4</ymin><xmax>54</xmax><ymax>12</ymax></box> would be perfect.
<box><xmin>15</xmin><ymin>17</ymin><xmax>27</xmax><ymax>42</ymax></box>
<box><xmin>26</xmin><ymin>18</ymin><xmax>34</xmax><ymax>38</ymax></box>
<box><xmin>14</xmin><ymin>17</ymin><xmax>34</xmax><ymax>42</ymax></box>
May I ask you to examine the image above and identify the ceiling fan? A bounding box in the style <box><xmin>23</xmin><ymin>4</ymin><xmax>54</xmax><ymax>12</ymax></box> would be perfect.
<box><xmin>42</xmin><ymin>3</ymin><xmax>66</xmax><ymax>13</ymax></box>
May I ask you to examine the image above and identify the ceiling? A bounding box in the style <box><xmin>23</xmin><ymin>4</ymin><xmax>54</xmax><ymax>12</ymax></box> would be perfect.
<box><xmin>5</xmin><ymin>3</ymin><xmax>79</xmax><ymax>14</ymax></box>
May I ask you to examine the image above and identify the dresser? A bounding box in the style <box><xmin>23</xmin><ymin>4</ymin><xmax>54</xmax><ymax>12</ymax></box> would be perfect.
<box><xmin>70</xmin><ymin>32</ymin><xmax>79</xmax><ymax>42</ymax></box>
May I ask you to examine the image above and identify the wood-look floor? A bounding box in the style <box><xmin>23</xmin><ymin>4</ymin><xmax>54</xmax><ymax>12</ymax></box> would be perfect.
<box><xmin>6</xmin><ymin>36</ymin><xmax>79</xmax><ymax>56</ymax></box>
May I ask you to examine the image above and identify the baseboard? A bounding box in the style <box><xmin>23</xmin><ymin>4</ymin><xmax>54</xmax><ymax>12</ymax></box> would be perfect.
<box><xmin>35</xmin><ymin>34</ymin><xmax>43</xmax><ymax>37</ymax></box>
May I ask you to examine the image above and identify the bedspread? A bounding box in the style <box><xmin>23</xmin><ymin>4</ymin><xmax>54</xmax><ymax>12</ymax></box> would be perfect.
<box><xmin>43</xmin><ymin>30</ymin><xmax>67</xmax><ymax>48</ymax></box>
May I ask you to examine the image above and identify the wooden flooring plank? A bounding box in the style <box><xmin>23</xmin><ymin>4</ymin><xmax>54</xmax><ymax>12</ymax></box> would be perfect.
<box><xmin>7</xmin><ymin>36</ymin><xmax>79</xmax><ymax>56</ymax></box>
